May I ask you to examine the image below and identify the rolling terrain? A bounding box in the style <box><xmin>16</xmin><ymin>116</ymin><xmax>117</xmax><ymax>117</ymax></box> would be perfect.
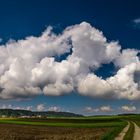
<box><xmin>0</xmin><ymin>109</ymin><xmax>83</xmax><ymax>117</ymax></box>
<box><xmin>0</xmin><ymin>110</ymin><xmax>140</xmax><ymax>140</ymax></box>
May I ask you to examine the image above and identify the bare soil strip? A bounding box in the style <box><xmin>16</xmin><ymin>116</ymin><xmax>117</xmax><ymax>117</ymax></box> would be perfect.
<box><xmin>0</xmin><ymin>123</ymin><xmax>110</xmax><ymax>140</ymax></box>
<box><xmin>133</xmin><ymin>122</ymin><xmax>140</xmax><ymax>140</ymax></box>
<box><xmin>114</xmin><ymin>122</ymin><xmax>130</xmax><ymax>140</ymax></box>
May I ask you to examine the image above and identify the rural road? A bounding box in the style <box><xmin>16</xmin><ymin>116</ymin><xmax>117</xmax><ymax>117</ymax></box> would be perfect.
<box><xmin>133</xmin><ymin>122</ymin><xmax>140</xmax><ymax>140</ymax></box>
<box><xmin>114</xmin><ymin>122</ymin><xmax>130</xmax><ymax>140</ymax></box>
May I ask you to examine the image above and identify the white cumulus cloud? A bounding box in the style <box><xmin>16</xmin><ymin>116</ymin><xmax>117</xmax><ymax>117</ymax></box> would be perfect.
<box><xmin>0</xmin><ymin>22</ymin><xmax>139</xmax><ymax>100</ymax></box>
<box><xmin>100</xmin><ymin>105</ymin><xmax>113</xmax><ymax>112</ymax></box>
<box><xmin>36</xmin><ymin>104</ymin><xmax>45</xmax><ymax>111</ymax></box>
<box><xmin>48</xmin><ymin>106</ymin><xmax>60</xmax><ymax>112</ymax></box>
<box><xmin>84</xmin><ymin>105</ymin><xmax>112</xmax><ymax>113</ymax></box>
<box><xmin>121</xmin><ymin>105</ymin><xmax>136</xmax><ymax>112</ymax></box>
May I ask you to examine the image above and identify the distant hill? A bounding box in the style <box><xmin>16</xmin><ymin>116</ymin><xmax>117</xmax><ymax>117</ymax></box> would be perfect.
<box><xmin>117</xmin><ymin>113</ymin><xmax>138</xmax><ymax>116</ymax></box>
<box><xmin>0</xmin><ymin>109</ymin><xmax>83</xmax><ymax>117</ymax></box>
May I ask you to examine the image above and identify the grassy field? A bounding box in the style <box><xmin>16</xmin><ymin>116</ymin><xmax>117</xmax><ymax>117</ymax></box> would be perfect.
<box><xmin>0</xmin><ymin>116</ymin><xmax>127</xmax><ymax>140</ymax></box>
<box><xmin>120</xmin><ymin>114</ymin><xmax>140</xmax><ymax>127</ymax></box>
<box><xmin>0</xmin><ymin>117</ymin><xmax>126</xmax><ymax>128</ymax></box>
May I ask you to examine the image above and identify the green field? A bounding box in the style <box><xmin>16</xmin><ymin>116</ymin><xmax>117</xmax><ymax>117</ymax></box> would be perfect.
<box><xmin>0</xmin><ymin>115</ymin><xmax>140</xmax><ymax>139</ymax></box>
<box><xmin>0</xmin><ymin>117</ymin><xmax>126</xmax><ymax>127</ymax></box>
<box><xmin>0</xmin><ymin>116</ymin><xmax>127</xmax><ymax>140</ymax></box>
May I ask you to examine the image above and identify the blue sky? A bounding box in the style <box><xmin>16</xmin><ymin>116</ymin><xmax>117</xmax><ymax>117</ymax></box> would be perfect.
<box><xmin>0</xmin><ymin>0</ymin><xmax>139</xmax><ymax>115</ymax></box>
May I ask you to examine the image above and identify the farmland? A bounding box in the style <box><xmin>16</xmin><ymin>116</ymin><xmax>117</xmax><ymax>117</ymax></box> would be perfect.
<box><xmin>0</xmin><ymin>116</ymin><xmax>127</xmax><ymax>140</ymax></box>
<box><xmin>0</xmin><ymin>123</ymin><xmax>110</xmax><ymax>140</ymax></box>
<box><xmin>0</xmin><ymin>115</ymin><xmax>140</xmax><ymax>139</ymax></box>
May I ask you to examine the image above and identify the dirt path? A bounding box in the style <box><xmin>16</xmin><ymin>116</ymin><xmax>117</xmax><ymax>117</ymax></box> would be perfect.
<box><xmin>114</xmin><ymin>122</ymin><xmax>130</xmax><ymax>140</ymax></box>
<box><xmin>133</xmin><ymin>122</ymin><xmax>140</xmax><ymax>140</ymax></box>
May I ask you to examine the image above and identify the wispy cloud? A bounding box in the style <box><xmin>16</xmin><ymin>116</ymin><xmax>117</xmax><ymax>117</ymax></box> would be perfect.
<box><xmin>133</xmin><ymin>18</ymin><xmax>140</xmax><ymax>24</ymax></box>
<box><xmin>132</xmin><ymin>18</ymin><xmax>140</xmax><ymax>29</ymax></box>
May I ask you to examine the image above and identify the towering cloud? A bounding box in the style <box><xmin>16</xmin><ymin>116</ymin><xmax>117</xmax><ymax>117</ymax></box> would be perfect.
<box><xmin>0</xmin><ymin>22</ymin><xmax>139</xmax><ymax>100</ymax></box>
